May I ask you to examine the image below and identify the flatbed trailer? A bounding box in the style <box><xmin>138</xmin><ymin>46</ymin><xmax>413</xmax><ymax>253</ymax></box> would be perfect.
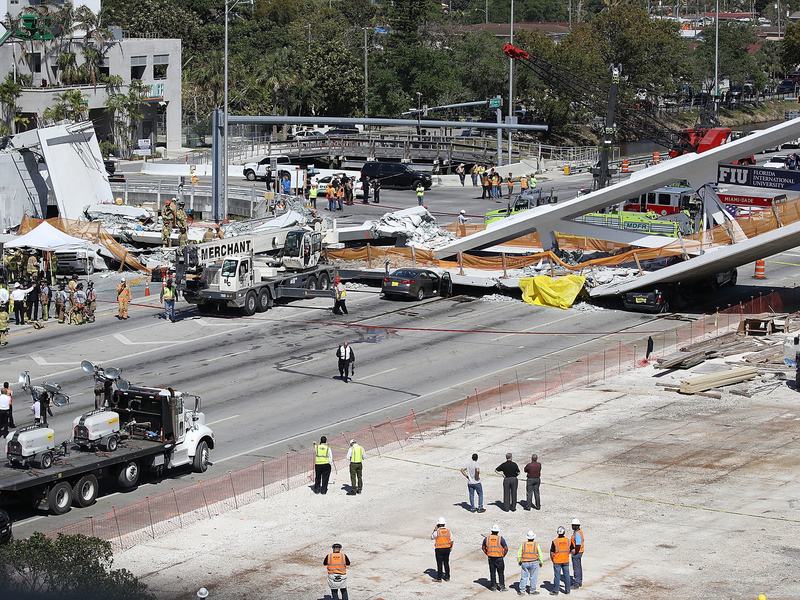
<box><xmin>0</xmin><ymin>438</ymin><xmax>173</xmax><ymax>514</ymax></box>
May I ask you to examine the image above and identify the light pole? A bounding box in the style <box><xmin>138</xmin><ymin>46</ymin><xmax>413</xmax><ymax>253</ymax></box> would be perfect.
<box><xmin>485</xmin><ymin>0</ymin><xmax>489</xmax><ymax>23</ymax></box>
<box><xmin>416</xmin><ymin>92</ymin><xmax>422</xmax><ymax>137</ymax></box>
<box><xmin>223</xmin><ymin>0</ymin><xmax>252</xmax><ymax>222</ymax></box>
<box><xmin>775</xmin><ymin>1</ymin><xmax>781</xmax><ymax>37</ymax></box>
<box><xmin>364</xmin><ymin>27</ymin><xmax>369</xmax><ymax>117</ymax></box>
<box><xmin>714</xmin><ymin>0</ymin><xmax>719</xmax><ymax>115</ymax></box>
<box><xmin>507</xmin><ymin>0</ymin><xmax>514</xmax><ymax>164</ymax></box>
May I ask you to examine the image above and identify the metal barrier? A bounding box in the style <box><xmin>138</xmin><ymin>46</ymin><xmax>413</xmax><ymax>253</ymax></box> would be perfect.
<box><xmin>45</xmin><ymin>290</ymin><xmax>792</xmax><ymax>549</ymax></box>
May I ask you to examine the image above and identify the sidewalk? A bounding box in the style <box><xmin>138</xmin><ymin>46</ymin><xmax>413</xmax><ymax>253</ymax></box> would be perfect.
<box><xmin>115</xmin><ymin>362</ymin><xmax>799</xmax><ymax>600</ymax></box>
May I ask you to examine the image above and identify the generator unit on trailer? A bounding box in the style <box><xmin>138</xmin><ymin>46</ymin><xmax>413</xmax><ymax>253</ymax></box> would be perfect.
<box><xmin>73</xmin><ymin>409</ymin><xmax>121</xmax><ymax>451</ymax></box>
<box><xmin>6</xmin><ymin>425</ymin><xmax>56</xmax><ymax>469</ymax></box>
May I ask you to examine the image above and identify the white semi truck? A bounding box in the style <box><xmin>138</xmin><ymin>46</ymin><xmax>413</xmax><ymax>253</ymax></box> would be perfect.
<box><xmin>175</xmin><ymin>228</ymin><xmax>336</xmax><ymax>315</ymax></box>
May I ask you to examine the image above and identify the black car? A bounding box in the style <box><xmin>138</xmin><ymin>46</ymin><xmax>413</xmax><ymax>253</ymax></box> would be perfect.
<box><xmin>0</xmin><ymin>509</ymin><xmax>11</xmax><ymax>544</ymax></box>
<box><xmin>381</xmin><ymin>268</ymin><xmax>452</xmax><ymax>301</ymax></box>
<box><xmin>622</xmin><ymin>288</ymin><xmax>671</xmax><ymax>313</ymax></box>
<box><xmin>361</xmin><ymin>161</ymin><xmax>432</xmax><ymax>190</ymax></box>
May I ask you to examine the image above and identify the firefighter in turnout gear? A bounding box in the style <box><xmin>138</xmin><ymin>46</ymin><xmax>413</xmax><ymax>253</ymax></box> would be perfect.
<box><xmin>176</xmin><ymin>200</ymin><xmax>189</xmax><ymax>247</ymax></box>
<box><xmin>162</xmin><ymin>198</ymin><xmax>177</xmax><ymax>247</ymax></box>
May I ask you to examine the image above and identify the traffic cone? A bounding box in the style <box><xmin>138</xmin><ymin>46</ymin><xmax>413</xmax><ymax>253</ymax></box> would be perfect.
<box><xmin>753</xmin><ymin>259</ymin><xmax>766</xmax><ymax>280</ymax></box>
<box><xmin>144</xmin><ymin>278</ymin><xmax>151</xmax><ymax>297</ymax></box>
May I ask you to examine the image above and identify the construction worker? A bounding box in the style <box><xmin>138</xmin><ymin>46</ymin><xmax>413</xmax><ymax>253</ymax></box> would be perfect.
<box><xmin>309</xmin><ymin>179</ymin><xmax>319</xmax><ymax>209</ymax></box>
<box><xmin>162</xmin><ymin>198</ymin><xmax>176</xmax><ymax>247</ymax></box>
<box><xmin>71</xmin><ymin>283</ymin><xmax>86</xmax><ymax>325</ymax></box>
<box><xmin>0</xmin><ymin>300</ymin><xmax>8</xmax><ymax>346</ymax></box>
<box><xmin>323</xmin><ymin>543</ymin><xmax>351</xmax><ymax>600</ymax></box>
<box><xmin>326</xmin><ymin>182</ymin><xmax>336</xmax><ymax>211</ymax></box>
<box><xmin>85</xmin><ymin>281</ymin><xmax>96</xmax><ymax>323</ymax></box>
<box><xmin>506</xmin><ymin>173</ymin><xmax>515</xmax><ymax>198</ymax></box>
<box><xmin>117</xmin><ymin>277</ymin><xmax>131</xmax><ymax>320</ymax></box>
<box><xmin>332</xmin><ymin>276</ymin><xmax>348</xmax><ymax>316</ymax></box>
<box><xmin>313</xmin><ymin>435</ymin><xmax>333</xmax><ymax>494</ymax></box>
<box><xmin>431</xmin><ymin>517</ymin><xmax>453</xmax><ymax>582</ymax></box>
<box><xmin>336</xmin><ymin>340</ymin><xmax>355</xmax><ymax>383</ymax></box>
<box><xmin>55</xmin><ymin>282</ymin><xmax>67</xmax><ymax>323</ymax></box>
<box><xmin>481</xmin><ymin>170</ymin><xmax>490</xmax><ymax>199</ymax></box>
<box><xmin>416</xmin><ymin>182</ymin><xmax>426</xmax><ymax>206</ymax></box>
<box><xmin>482</xmin><ymin>524</ymin><xmax>508</xmax><ymax>592</ymax></box>
<box><xmin>530</xmin><ymin>174</ymin><xmax>538</xmax><ymax>189</ymax></box>
<box><xmin>550</xmin><ymin>526</ymin><xmax>571</xmax><ymax>595</ymax></box>
<box><xmin>176</xmin><ymin>200</ymin><xmax>189</xmax><ymax>247</ymax></box>
<box><xmin>346</xmin><ymin>439</ymin><xmax>364</xmax><ymax>495</ymax></box>
<box><xmin>160</xmin><ymin>279</ymin><xmax>177</xmax><ymax>322</ymax></box>
<box><xmin>520</xmin><ymin>174</ymin><xmax>529</xmax><ymax>191</ymax></box>
<box><xmin>517</xmin><ymin>530</ymin><xmax>543</xmax><ymax>596</ymax></box>
<box><xmin>458</xmin><ymin>210</ymin><xmax>468</xmax><ymax>237</ymax></box>
<box><xmin>570</xmin><ymin>518</ymin><xmax>584</xmax><ymax>589</ymax></box>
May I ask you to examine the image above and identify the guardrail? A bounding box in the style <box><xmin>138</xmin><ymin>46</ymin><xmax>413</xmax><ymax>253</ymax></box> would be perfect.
<box><xmin>110</xmin><ymin>181</ymin><xmax>261</xmax><ymax>218</ymax></box>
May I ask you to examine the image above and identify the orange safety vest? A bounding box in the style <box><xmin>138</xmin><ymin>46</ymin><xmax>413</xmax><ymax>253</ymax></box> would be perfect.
<box><xmin>551</xmin><ymin>536</ymin><xmax>570</xmax><ymax>564</ymax></box>
<box><xmin>570</xmin><ymin>529</ymin><xmax>585</xmax><ymax>554</ymax></box>
<box><xmin>434</xmin><ymin>527</ymin><xmax>453</xmax><ymax>549</ymax></box>
<box><xmin>326</xmin><ymin>551</ymin><xmax>347</xmax><ymax>575</ymax></box>
<box><xmin>521</xmin><ymin>541</ymin><xmax>540</xmax><ymax>562</ymax></box>
<box><xmin>485</xmin><ymin>534</ymin><xmax>505</xmax><ymax>558</ymax></box>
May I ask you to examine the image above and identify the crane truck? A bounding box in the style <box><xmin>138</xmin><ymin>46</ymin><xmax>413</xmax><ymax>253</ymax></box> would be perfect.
<box><xmin>0</xmin><ymin>362</ymin><xmax>214</xmax><ymax>515</ymax></box>
<box><xmin>175</xmin><ymin>227</ymin><xmax>336</xmax><ymax>315</ymax></box>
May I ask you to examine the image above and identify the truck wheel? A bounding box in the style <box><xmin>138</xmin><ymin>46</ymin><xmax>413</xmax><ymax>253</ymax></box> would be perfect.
<box><xmin>256</xmin><ymin>288</ymin><xmax>272</xmax><ymax>312</ymax></box>
<box><xmin>193</xmin><ymin>440</ymin><xmax>210</xmax><ymax>473</ymax></box>
<box><xmin>105</xmin><ymin>434</ymin><xmax>119</xmax><ymax>452</ymax></box>
<box><xmin>318</xmin><ymin>272</ymin><xmax>331</xmax><ymax>290</ymax></box>
<box><xmin>73</xmin><ymin>474</ymin><xmax>99</xmax><ymax>508</ymax></box>
<box><xmin>40</xmin><ymin>452</ymin><xmax>53</xmax><ymax>469</ymax></box>
<box><xmin>242</xmin><ymin>291</ymin><xmax>257</xmax><ymax>316</ymax></box>
<box><xmin>245</xmin><ymin>170</ymin><xmax>256</xmax><ymax>181</ymax></box>
<box><xmin>48</xmin><ymin>482</ymin><xmax>73</xmax><ymax>515</ymax></box>
<box><xmin>117</xmin><ymin>460</ymin><xmax>140</xmax><ymax>490</ymax></box>
<box><xmin>305</xmin><ymin>275</ymin><xmax>318</xmax><ymax>291</ymax></box>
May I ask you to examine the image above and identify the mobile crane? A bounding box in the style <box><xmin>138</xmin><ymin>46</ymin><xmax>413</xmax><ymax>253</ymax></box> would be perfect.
<box><xmin>503</xmin><ymin>43</ymin><xmax>752</xmax><ymax>191</ymax></box>
<box><xmin>174</xmin><ymin>226</ymin><xmax>336</xmax><ymax>315</ymax></box>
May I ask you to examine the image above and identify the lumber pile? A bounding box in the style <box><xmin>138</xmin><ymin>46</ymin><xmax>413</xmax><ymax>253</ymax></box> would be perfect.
<box><xmin>656</xmin><ymin>335</ymin><xmax>762</xmax><ymax>370</ymax></box>
<box><xmin>677</xmin><ymin>366</ymin><xmax>758</xmax><ymax>394</ymax></box>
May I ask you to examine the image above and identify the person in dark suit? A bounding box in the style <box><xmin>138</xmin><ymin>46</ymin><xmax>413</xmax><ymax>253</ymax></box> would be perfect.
<box><xmin>336</xmin><ymin>341</ymin><xmax>355</xmax><ymax>383</ymax></box>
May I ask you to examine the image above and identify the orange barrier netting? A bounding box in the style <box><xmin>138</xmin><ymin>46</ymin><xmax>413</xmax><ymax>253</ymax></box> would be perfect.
<box><xmin>18</xmin><ymin>216</ymin><xmax>149</xmax><ymax>273</ymax></box>
<box><xmin>45</xmin><ymin>290</ymin><xmax>793</xmax><ymax>550</ymax></box>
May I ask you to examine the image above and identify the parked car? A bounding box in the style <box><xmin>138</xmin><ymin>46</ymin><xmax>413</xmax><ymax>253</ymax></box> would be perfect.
<box><xmin>360</xmin><ymin>161</ymin><xmax>432</xmax><ymax>190</ymax></box>
<box><xmin>290</xmin><ymin>130</ymin><xmax>325</xmax><ymax>141</ymax></box>
<box><xmin>381</xmin><ymin>268</ymin><xmax>452</xmax><ymax>301</ymax></box>
<box><xmin>0</xmin><ymin>509</ymin><xmax>11</xmax><ymax>544</ymax></box>
<box><xmin>776</xmin><ymin>79</ymin><xmax>796</xmax><ymax>95</ymax></box>
<box><xmin>315</xmin><ymin>174</ymin><xmax>364</xmax><ymax>198</ymax></box>
<box><xmin>763</xmin><ymin>155</ymin><xmax>790</xmax><ymax>169</ymax></box>
<box><xmin>243</xmin><ymin>156</ymin><xmax>291</xmax><ymax>181</ymax></box>
<box><xmin>326</xmin><ymin>128</ymin><xmax>360</xmax><ymax>136</ymax></box>
<box><xmin>622</xmin><ymin>269</ymin><xmax>737</xmax><ymax>313</ymax></box>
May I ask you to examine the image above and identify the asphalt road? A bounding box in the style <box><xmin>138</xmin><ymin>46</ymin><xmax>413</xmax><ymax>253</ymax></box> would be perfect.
<box><xmin>3</xmin><ymin>150</ymin><xmax>798</xmax><ymax>536</ymax></box>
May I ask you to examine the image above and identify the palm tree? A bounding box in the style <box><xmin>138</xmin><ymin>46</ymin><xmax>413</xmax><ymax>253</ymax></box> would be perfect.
<box><xmin>106</xmin><ymin>80</ymin><xmax>147</xmax><ymax>158</ymax></box>
<box><xmin>56</xmin><ymin>51</ymin><xmax>81</xmax><ymax>85</ymax></box>
<box><xmin>43</xmin><ymin>89</ymin><xmax>88</xmax><ymax>123</ymax></box>
<box><xmin>0</xmin><ymin>73</ymin><xmax>23</xmax><ymax>134</ymax></box>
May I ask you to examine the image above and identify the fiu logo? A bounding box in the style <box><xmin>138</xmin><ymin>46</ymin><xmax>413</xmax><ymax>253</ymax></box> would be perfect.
<box><xmin>717</xmin><ymin>166</ymin><xmax>749</xmax><ymax>185</ymax></box>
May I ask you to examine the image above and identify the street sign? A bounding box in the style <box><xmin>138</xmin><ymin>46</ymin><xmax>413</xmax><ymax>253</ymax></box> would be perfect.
<box><xmin>489</xmin><ymin>97</ymin><xmax>502</xmax><ymax>109</ymax></box>
<box><xmin>504</xmin><ymin>116</ymin><xmax>518</xmax><ymax>125</ymax></box>
<box><xmin>718</xmin><ymin>164</ymin><xmax>800</xmax><ymax>191</ymax></box>
<box><xmin>132</xmin><ymin>148</ymin><xmax>152</xmax><ymax>157</ymax></box>
<box><xmin>137</xmin><ymin>138</ymin><xmax>151</xmax><ymax>149</ymax></box>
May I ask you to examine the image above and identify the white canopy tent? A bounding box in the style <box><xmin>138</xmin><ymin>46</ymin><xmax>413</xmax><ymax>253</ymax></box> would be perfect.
<box><xmin>5</xmin><ymin>222</ymin><xmax>90</xmax><ymax>251</ymax></box>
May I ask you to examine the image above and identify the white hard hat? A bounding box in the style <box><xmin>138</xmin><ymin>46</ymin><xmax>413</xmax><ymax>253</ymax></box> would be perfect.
<box><xmin>437</xmin><ymin>517</ymin><xmax>446</xmax><ymax>526</ymax></box>
<box><xmin>491</xmin><ymin>523</ymin><xmax>500</xmax><ymax>533</ymax></box>
<box><xmin>349</xmin><ymin>439</ymin><xmax>355</xmax><ymax>444</ymax></box>
<box><xmin>197</xmin><ymin>588</ymin><xmax>209</xmax><ymax>599</ymax></box>
<box><xmin>120</xmin><ymin>277</ymin><xmax>126</xmax><ymax>282</ymax></box>
<box><xmin>460</xmin><ymin>209</ymin><xmax>465</xmax><ymax>214</ymax></box>
<box><xmin>527</xmin><ymin>530</ymin><xmax>535</xmax><ymax>540</ymax></box>
<box><xmin>571</xmin><ymin>518</ymin><xmax>581</xmax><ymax>526</ymax></box>
<box><xmin>159</xmin><ymin>390</ymin><xmax>170</xmax><ymax>397</ymax></box>
<box><xmin>13</xmin><ymin>283</ymin><xmax>19</xmax><ymax>288</ymax></box>
<box><xmin>557</xmin><ymin>526</ymin><xmax>566</xmax><ymax>535</ymax></box>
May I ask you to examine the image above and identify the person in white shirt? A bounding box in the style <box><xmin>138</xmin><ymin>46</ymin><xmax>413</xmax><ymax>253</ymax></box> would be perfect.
<box><xmin>335</xmin><ymin>341</ymin><xmax>355</xmax><ymax>382</ymax></box>
<box><xmin>31</xmin><ymin>397</ymin><xmax>41</xmax><ymax>425</ymax></box>
<box><xmin>460</xmin><ymin>453</ymin><xmax>485</xmax><ymax>512</ymax></box>
<box><xmin>345</xmin><ymin>439</ymin><xmax>365</xmax><ymax>495</ymax></box>
<box><xmin>10</xmin><ymin>282</ymin><xmax>34</xmax><ymax>325</ymax></box>
<box><xmin>0</xmin><ymin>285</ymin><xmax>9</xmax><ymax>305</ymax></box>
<box><xmin>0</xmin><ymin>392</ymin><xmax>11</xmax><ymax>436</ymax></box>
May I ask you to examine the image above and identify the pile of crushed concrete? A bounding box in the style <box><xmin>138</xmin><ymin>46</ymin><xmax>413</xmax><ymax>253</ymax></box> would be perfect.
<box><xmin>368</xmin><ymin>207</ymin><xmax>454</xmax><ymax>249</ymax></box>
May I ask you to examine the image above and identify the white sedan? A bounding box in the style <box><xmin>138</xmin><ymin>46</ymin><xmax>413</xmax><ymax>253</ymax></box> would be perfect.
<box><xmin>763</xmin><ymin>155</ymin><xmax>790</xmax><ymax>169</ymax></box>
<box><xmin>315</xmin><ymin>174</ymin><xmax>364</xmax><ymax>198</ymax></box>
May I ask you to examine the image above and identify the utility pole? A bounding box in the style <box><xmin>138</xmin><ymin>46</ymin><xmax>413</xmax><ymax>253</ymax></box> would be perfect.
<box><xmin>416</xmin><ymin>92</ymin><xmax>422</xmax><ymax>137</ymax></box>
<box><xmin>363</xmin><ymin>28</ymin><xmax>369</xmax><ymax>117</ymax></box>
<box><xmin>223</xmin><ymin>0</ymin><xmax>229</xmax><ymax>223</ymax></box>
<box><xmin>507</xmin><ymin>0</ymin><xmax>515</xmax><ymax>165</ymax></box>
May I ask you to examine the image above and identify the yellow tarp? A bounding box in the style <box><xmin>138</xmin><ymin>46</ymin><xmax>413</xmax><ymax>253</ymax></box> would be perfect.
<box><xmin>519</xmin><ymin>275</ymin><xmax>586</xmax><ymax>309</ymax></box>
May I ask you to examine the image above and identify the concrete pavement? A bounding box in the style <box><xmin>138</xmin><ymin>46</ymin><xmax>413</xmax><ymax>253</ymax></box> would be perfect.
<box><xmin>113</xmin><ymin>356</ymin><xmax>799</xmax><ymax>600</ymax></box>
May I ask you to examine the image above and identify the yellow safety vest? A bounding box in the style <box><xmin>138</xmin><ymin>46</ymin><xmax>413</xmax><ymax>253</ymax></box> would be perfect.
<box><xmin>351</xmin><ymin>444</ymin><xmax>363</xmax><ymax>463</ymax></box>
<box><xmin>315</xmin><ymin>443</ymin><xmax>330</xmax><ymax>465</ymax></box>
<box><xmin>309</xmin><ymin>186</ymin><xmax>318</xmax><ymax>199</ymax></box>
<box><xmin>416</xmin><ymin>187</ymin><xmax>425</xmax><ymax>197</ymax></box>
<box><xmin>163</xmin><ymin>287</ymin><xmax>175</xmax><ymax>301</ymax></box>
<box><xmin>337</xmin><ymin>286</ymin><xmax>347</xmax><ymax>300</ymax></box>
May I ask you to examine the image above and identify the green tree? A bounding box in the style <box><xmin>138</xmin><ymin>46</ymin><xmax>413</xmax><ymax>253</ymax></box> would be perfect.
<box><xmin>106</xmin><ymin>79</ymin><xmax>147</xmax><ymax>156</ymax></box>
<box><xmin>43</xmin><ymin>89</ymin><xmax>89</xmax><ymax>122</ymax></box>
<box><xmin>693</xmin><ymin>22</ymin><xmax>760</xmax><ymax>89</ymax></box>
<box><xmin>0</xmin><ymin>532</ymin><xmax>154</xmax><ymax>600</ymax></box>
<box><xmin>0</xmin><ymin>73</ymin><xmax>23</xmax><ymax>134</ymax></box>
<box><xmin>782</xmin><ymin>21</ymin><xmax>800</xmax><ymax>72</ymax></box>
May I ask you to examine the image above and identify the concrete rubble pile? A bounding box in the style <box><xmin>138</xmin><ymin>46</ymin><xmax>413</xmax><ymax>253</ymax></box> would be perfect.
<box><xmin>368</xmin><ymin>206</ymin><xmax>454</xmax><ymax>249</ymax></box>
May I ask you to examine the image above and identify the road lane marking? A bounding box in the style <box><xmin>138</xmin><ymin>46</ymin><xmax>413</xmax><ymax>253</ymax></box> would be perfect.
<box><xmin>491</xmin><ymin>312</ymin><xmax>580</xmax><ymax>341</ymax></box>
<box><xmin>113</xmin><ymin>333</ymin><xmax>183</xmax><ymax>345</ymax></box>
<box><xmin>217</xmin><ymin>316</ymin><xmax>663</xmax><ymax>464</ymax></box>
<box><xmin>770</xmin><ymin>261</ymin><xmax>800</xmax><ymax>267</ymax></box>
<box><xmin>13</xmin><ymin>515</ymin><xmax>46</xmax><ymax>526</ymax></box>
<box><xmin>207</xmin><ymin>414</ymin><xmax>240</xmax><ymax>426</ymax></box>
<box><xmin>206</xmin><ymin>350</ymin><xmax>250</xmax><ymax>362</ymax></box>
<box><xmin>357</xmin><ymin>367</ymin><xmax>397</xmax><ymax>381</ymax></box>
<box><xmin>282</xmin><ymin>356</ymin><xmax>323</xmax><ymax>369</ymax></box>
<box><xmin>30</xmin><ymin>354</ymin><xmax>80</xmax><ymax>367</ymax></box>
